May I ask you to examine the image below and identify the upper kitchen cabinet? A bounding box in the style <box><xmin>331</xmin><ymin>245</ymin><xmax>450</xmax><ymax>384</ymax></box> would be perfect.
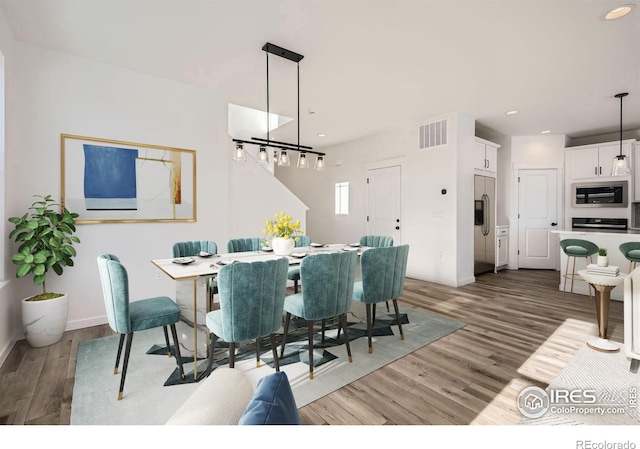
<box><xmin>567</xmin><ymin>140</ymin><xmax>634</xmax><ymax>180</ymax></box>
<box><xmin>475</xmin><ymin>138</ymin><xmax>500</xmax><ymax>175</ymax></box>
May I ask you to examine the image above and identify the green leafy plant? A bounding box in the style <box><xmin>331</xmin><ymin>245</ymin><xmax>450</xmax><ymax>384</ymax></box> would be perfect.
<box><xmin>598</xmin><ymin>248</ymin><xmax>607</xmax><ymax>256</ymax></box>
<box><xmin>8</xmin><ymin>195</ymin><xmax>80</xmax><ymax>301</ymax></box>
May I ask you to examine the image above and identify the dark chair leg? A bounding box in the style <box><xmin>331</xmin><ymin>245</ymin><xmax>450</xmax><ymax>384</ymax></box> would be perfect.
<box><xmin>169</xmin><ymin>324</ymin><xmax>185</xmax><ymax>380</ymax></box>
<box><xmin>386</xmin><ymin>301</ymin><xmax>390</xmax><ymax>312</ymax></box>
<box><xmin>308</xmin><ymin>320</ymin><xmax>315</xmax><ymax>380</ymax></box>
<box><xmin>114</xmin><ymin>333</ymin><xmax>125</xmax><ymax>374</ymax></box>
<box><xmin>372</xmin><ymin>303</ymin><xmax>377</xmax><ymax>326</ymax></box>
<box><xmin>206</xmin><ymin>332</ymin><xmax>218</xmax><ymax>376</ymax></box>
<box><xmin>294</xmin><ymin>280</ymin><xmax>299</xmax><ymax>293</ymax></box>
<box><xmin>392</xmin><ymin>299</ymin><xmax>404</xmax><ymax>340</ymax></box>
<box><xmin>163</xmin><ymin>326</ymin><xmax>172</xmax><ymax>357</ymax></box>
<box><xmin>280</xmin><ymin>312</ymin><xmax>291</xmax><ymax>359</ymax></box>
<box><xmin>365</xmin><ymin>304</ymin><xmax>373</xmax><ymax>354</ymax></box>
<box><xmin>340</xmin><ymin>314</ymin><xmax>353</xmax><ymax>363</ymax></box>
<box><xmin>631</xmin><ymin>359</ymin><xmax>639</xmax><ymax>374</ymax></box>
<box><xmin>270</xmin><ymin>333</ymin><xmax>280</xmax><ymax>372</ymax></box>
<box><xmin>229</xmin><ymin>342</ymin><xmax>236</xmax><ymax>369</ymax></box>
<box><xmin>256</xmin><ymin>338</ymin><xmax>261</xmax><ymax>368</ymax></box>
<box><xmin>118</xmin><ymin>332</ymin><xmax>134</xmax><ymax>400</ymax></box>
<box><xmin>321</xmin><ymin>318</ymin><xmax>326</xmax><ymax>344</ymax></box>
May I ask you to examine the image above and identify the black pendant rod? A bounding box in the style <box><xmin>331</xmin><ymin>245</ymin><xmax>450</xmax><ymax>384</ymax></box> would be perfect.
<box><xmin>615</xmin><ymin>92</ymin><xmax>628</xmax><ymax>157</ymax></box>
<box><xmin>233</xmin><ymin>138</ymin><xmax>325</xmax><ymax>156</ymax></box>
<box><xmin>266</xmin><ymin>51</ymin><xmax>270</xmax><ymax>142</ymax></box>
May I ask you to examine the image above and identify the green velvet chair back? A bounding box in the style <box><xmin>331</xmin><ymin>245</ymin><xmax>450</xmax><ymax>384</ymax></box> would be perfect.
<box><xmin>226</xmin><ymin>238</ymin><xmax>263</xmax><ymax>253</ymax></box>
<box><xmin>216</xmin><ymin>257</ymin><xmax>289</xmax><ymax>342</ymax></box>
<box><xmin>298</xmin><ymin>251</ymin><xmax>357</xmax><ymax>321</ymax></box>
<box><xmin>359</xmin><ymin>235</ymin><xmax>394</xmax><ymax>247</ymax></box>
<box><xmin>172</xmin><ymin>240</ymin><xmax>218</xmax><ymax>257</ymax></box>
<box><xmin>97</xmin><ymin>254</ymin><xmax>131</xmax><ymax>334</ymax></box>
<box><xmin>295</xmin><ymin>235</ymin><xmax>312</xmax><ymax>247</ymax></box>
<box><xmin>559</xmin><ymin>239</ymin><xmax>599</xmax><ymax>257</ymax></box>
<box><xmin>620</xmin><ymin>242</ymin><xmax>640</xmax><ymax>262</ymax></box>
<box><xmin>360</xmin><ymin>245</ymin><xmax>409</xmax><ymax>304</ymax></box>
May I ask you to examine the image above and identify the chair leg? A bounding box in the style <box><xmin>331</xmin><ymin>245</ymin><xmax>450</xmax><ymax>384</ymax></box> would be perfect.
<box><xmin>280</xmin><ymin>312</ymin><xmax>291</xmax><ymax>359</ymax></box>
<box><xmin>372</xmin><ymin>303</ymin><xmax>377</xmax><ymax>326</ymax></box>
<box><xmin>392</xmin><ymin>299</ymin><xmax>404</xmax><ymax>341</ymax></box>
<box><xmin>570</xmin><ymin>256</ymin><xmax>577</xmax><ymax>293</ymax></box>
<box><xmin>563</xmin><ymin>254</ymin><xmax>570</xmax><ymax>299</ymax></box>
<box><xmin>206</xmin><ymin>332</ymin><xmax>218</xmax><ymax>376</ymax></box>
<box><xmin>118</xmin><ymin>332</ymin><xmax>134</xmax><ymax>400</ymax></box>
<box><xmin>340</xmin><ymin>314</ymin><xmax>352</xmax><ymax>363</ymax></box>
<box><xmin>270</xmin><ymin>333</ymin><xmax>280</xmax><ymax>372</ymax></box>
<box><xmin>308</xmin><ymin>320</ymin><xmax>314</xmax><ymax>380</ymax></box>
<box><xmin>163</xmin><ymin>326</ymin><xmax>172</xmax><ymax>358</ymax></box>
<box><xmin>630</xmin><ymin>359</ymin><xmax>639</xmax><ymax>374</ymax></box>
<box><xmin>169</xmin><ymin>324</ymin><xmax>185</xmax><ymax>380</ymax></box>
<box><xmin>294</xmin><ymin>280</ymin><xmax>299</xmax><ymax>293</ymax></box>
<box><xmin>321</xmin><ymin>318</ymin><xmax>326</xmax><ymax>344</ymax></box>
<box><xmin>256</xmin><ymin>338</ymin><xmax>261</xmax><ymax>368</ymax></box>
<box><xmin>229</xmin><ymin>342</ymin><xmax>236</xmax><ymax>369</ymax></box>
<box><xmin>365</xmin><ymin>304</ymin><xmax>373</xmax><ymax>354</ymax></box>
<box><xmin>114</xmin><ymin>333</ymin><xmax>125</xmax><ymax>374</ymax></box>
<box><xmin>386</xmin><ymin>301</ymin><xmax>390</xmax><ymax>312</ymax></box>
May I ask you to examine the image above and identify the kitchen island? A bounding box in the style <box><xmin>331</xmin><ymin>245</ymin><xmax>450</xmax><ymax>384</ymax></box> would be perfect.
<box><xmin>552</xmin><ymin>229</ymin><xmax>640</xmax><ymax>301</ymax></box>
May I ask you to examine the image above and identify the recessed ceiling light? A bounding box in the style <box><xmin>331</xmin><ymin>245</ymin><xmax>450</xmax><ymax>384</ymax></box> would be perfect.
<box><xmin>505</xmin><ymin>110</ymin><xmax>518</xmax><ymax>115</ymax></box>
<box><xmin>317</xmin><ymin>133</ymin><xmax>326</xmax><ymax>137</ymax></box>
<box><xmin>605</xmin><ymin>4</ymin><xmax>634</xmax><ymax>19</ymax></box>
<box><xmin>541</xmin><ymin>130</ymin><xmax>551</xmax><ymax>134</ymax></box>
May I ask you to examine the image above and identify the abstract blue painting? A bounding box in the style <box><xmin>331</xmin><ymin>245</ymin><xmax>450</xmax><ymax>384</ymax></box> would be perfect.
<box><xmin>83</xmin><ymin>144</ymin><xmax>139</xmax><ymax>210</ymax></box>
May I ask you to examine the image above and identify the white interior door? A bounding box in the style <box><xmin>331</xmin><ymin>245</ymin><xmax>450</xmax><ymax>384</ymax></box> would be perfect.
<box><xmin>518</xmin><ymin>169</ymin><xmax>558</xmax><ymax>269</ymax></box>
<box><xmin>367</xmin><ymin>165</ymin><xmax>401</xmax><ymax>243</ymax></box>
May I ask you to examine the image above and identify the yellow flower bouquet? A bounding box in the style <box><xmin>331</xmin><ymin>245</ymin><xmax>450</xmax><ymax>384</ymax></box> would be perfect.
<box><xmin>263</xmin><ymin>212</ymin><xmax>304</xmax><ymax>245</ymax></box>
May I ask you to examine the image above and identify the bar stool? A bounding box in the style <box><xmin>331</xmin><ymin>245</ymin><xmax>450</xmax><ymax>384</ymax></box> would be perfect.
<box><xmin>619</xmin><ymin>242</ymin><xmax>640</xmax><ymax>273</ymax></box>
<box><xmin>559</xmin><ymin>239</ymin><xmax>598</xmax><ymax>299</ymax></box>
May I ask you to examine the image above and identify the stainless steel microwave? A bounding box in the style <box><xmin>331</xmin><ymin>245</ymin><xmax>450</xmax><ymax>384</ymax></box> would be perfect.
<box><xmin>572</xmin><ymin>180</ymin><xmax>628</xmax><ymax>207</ymax></box>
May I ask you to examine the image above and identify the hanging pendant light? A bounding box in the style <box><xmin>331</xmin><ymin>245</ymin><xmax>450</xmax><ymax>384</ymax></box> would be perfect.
<box><xmin>257</xmin><ymin>145</ymin><xmax>269</xmax><ymax>164</ymax></box>
<box><xmin>611</xmin><ymin>92</ymin><xmax>630</xmax><ymax>176</ymax></box>
<box><xmin>278</xmin><ymin>150</ymin><xmax>290</xmax><ymax>166</ymax></box>
<box><xmin>314</xmin><ymin>155</ymin><xmax>325</xmax><ymax>171</ymax></box>
<box><xmin>233</xmin><ymin>142</ymin><xmax>247</xmax><ymax>162</ymax></box>
<box><xmin>297</xmin><ymin>152</ymin><xmax>309</xmax><ymax>168</ymax></box>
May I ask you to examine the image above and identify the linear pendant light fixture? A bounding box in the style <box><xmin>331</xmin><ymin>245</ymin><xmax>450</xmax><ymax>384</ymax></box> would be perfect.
<box><xmin>232</xmin><ymin>42</ymin><xmax>325</xmax><ymax>171</ymax></box>
<box><xmin>611</xmin><ymin>92</ymin><xmax>630</xmax><ymax>176</ymax></box>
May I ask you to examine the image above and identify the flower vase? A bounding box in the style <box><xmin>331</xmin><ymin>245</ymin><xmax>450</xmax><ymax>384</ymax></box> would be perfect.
<box><xmin>272</xmin><ymin>237</ymin><xmax>295</xmax><ymax>256</ymax></box>
<box><xmin>597</xmin><ymin>255</ymin><xmax>609</xmax><ymax>267</ymax></box>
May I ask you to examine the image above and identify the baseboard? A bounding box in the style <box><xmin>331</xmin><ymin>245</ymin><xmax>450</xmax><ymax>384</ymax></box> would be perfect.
<box><xmin>0</xmin><ymin>333</ymin><xmax>18</xmax><ymax>368</ymax></box>
<box><xmin>406</xmin><ymin>271</ymin><xmax>470</xmax><ymax>288</ymax></box>
<box><xmin>65</xmin><ymin>315</ymin><xmax>108</xmax><ymax>331</ymax></box>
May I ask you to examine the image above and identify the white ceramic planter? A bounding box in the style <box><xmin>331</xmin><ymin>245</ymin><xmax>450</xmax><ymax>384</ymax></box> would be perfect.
<box><xmin>272</xmin><ymin>237</ymin><xmax>295</xmax><ymax>256</ymax></box>
<box><xmin>22</xmin><ymin>293</ymin><xmax>69</xmax><ymax>347</ymax></box>
<box><xmin>597</xmin><ymin>255</ymin><xmax>609</xmax><ymax>267</ymax></box>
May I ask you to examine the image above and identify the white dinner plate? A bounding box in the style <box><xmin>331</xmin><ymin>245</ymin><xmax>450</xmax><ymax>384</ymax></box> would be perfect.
<box><xmin>310</xmin><ymin>243</ymin><xmax>324</xmax><ymax>247</ymax></box>
<box><xmin>290</xmin><ymin>252</ymin><xmax>307</xmax><ymax>258</ymax></box>
<box><xmin>217</xmin><ymin>259</ymin><xmax>236</xmax><ymax>266</ymax></box>
<box><xmin>348</xmin><ymin>243</ymin><xmax>361</xmax><ymax>247</ymax></box>
<box><xmin>198</xmin><ymin>251</ymin><xmax>214</xmax><ymax>258</ymax></box>
<box><xmin>172</xmin><ymin>258</ymin><xmax>195</xmax><ymax>265</ymax></box>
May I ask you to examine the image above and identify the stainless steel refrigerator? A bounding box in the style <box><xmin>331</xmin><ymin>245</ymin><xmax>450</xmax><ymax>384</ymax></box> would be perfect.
<box><xmin>474</xmin><ymin>175</ymin><xmax>496</xmax><ymax>275</ymax></box>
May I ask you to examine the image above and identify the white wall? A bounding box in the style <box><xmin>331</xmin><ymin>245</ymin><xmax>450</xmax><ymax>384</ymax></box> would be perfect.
<box><xmin>509</xmin><ymin>135</ymin><xmax>567</xmax><ymax>269</ymax></box>
<box><xmin>276</xmin><ymin>113</ymin><xmax>478</xmax><ymax>287</ymax></box>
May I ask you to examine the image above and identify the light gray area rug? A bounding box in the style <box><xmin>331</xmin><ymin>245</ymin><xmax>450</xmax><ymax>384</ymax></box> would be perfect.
<box><xmin>71</xmin><ymin>307</ymin><xmax>464</xmax><ymax>425</ymax></box>
<box><xmin>520</xmin><ymin>343</ymin><xmax>640</xmax><ymax>425</ymax></box>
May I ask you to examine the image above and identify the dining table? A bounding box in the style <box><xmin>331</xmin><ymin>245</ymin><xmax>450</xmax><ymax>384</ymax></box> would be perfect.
<box><xmin>151</xmin><ymin>243</ymin><xmax>368</xmax><ymax>379</ymax></box>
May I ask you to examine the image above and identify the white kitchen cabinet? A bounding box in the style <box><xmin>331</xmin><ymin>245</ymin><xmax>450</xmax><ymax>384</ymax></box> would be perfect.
<box><xmin>568</xmin><ymin>141</ymin><xmax>633</xmax><ymax>180</ymax></box>
<box><xmin>475</xmin><ymin>138</ymin><xmax>499</xmax><ymax>175</ymax></box>
<box><xmin>495</xmin><ymin>226</ymin><xmax>508</xmax><ymax>272</ymax></box>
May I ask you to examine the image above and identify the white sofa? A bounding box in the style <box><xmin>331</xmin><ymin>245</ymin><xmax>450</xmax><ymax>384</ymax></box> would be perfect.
<box><xmin>623</xmin><ymin>268</ymin><xmax>640</xmax><ymax>373</ymax></box>
<box><xmin>166</xmin><ymin>367</ymin><xmax>255</xmax><ymax>425</ymax></box>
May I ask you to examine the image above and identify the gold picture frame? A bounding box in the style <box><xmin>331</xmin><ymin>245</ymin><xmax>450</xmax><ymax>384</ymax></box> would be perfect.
<box><xmin>61</xmin><ymin>134</ymin><xmax>197</xmax><ymax>224</ymax></box>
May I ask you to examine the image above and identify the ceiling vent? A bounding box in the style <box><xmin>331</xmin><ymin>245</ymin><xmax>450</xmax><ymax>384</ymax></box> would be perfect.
<box><xmin>419</xmin><ymin>119</ymin><xmax>448</xmax><ymax>149</ymax></box>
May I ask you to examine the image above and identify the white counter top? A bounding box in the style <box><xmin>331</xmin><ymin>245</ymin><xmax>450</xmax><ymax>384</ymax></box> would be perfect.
<box><xmin>552</xmin><ymin>229</ymin><xmax>640</xmax><ymax>236</ymax></box>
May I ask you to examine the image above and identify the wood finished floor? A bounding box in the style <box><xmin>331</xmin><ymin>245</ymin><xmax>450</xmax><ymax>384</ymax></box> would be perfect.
<box><xmin>0</xmin><ymin>269</ymin><xmax>626</xmax><ymax>425</ymax></box>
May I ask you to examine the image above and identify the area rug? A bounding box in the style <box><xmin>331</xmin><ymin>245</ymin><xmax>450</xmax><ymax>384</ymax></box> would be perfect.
<box><xmin>520</xmin><ymin>343</ymin><xmax>640</xmax><ymax>425</ymax></box>
<box><xmin>70</xmin><ymin>306</ymin><xmax>464</xmax><ymax>425</ymax></box>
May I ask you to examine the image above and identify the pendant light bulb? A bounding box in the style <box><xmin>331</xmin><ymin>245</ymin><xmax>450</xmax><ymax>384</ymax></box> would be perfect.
<box><xmin>297</xmin><ymin>152</ymin><xmax>308</xmax><ymax>168</ymax></box>
<box><xmin>257</xmin><ymin>145</ymin><xmax>269</xmax><ymax>164</ymax></box>
<box><xmin>278</xmin><ymin>150</ymin><xmax>290</xmax><ymax>167</ymax></box>
<box><xmin>314</xmin><ymin>155</ymin><xmax>325</xmax><ymax>171</ymax></box>
<box><xmin>611</xmin><ymin>92</ymin><xmax>630</xmax><ymax>176</ymax></box>
<box><xmin>233</xmin><ymin>142</ymin><xmax>247</xmax><ymax>162</ymax></box>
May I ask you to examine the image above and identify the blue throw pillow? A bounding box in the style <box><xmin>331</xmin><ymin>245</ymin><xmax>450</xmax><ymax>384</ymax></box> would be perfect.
<box><xmin>238</xmin><ymin>372</ymin><xmax>301</xmax><ymax>425</ymax></box>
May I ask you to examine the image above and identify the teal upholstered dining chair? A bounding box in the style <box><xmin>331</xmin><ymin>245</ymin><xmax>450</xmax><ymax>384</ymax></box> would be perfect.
<box><xmin>620</xmin><ymin>242</ymin><xmax>640</xmax><ymax>274</ymax></box>
<box><xmin>359</xmin><ymin>235</ymin><xmax>394</xmax><ymax>247</ymax></box>
<box><xmin>352</xmin><ymin>245</ymin><xmax>410</xmax><ymax>354</ymax></box>
<box><xmin>280</xmin><ymin>250</ymin><xmax>358</xmax><ymax>380</ymax></box>
<box><xmin>287</xmin><ymin>235</ymin><xmax>312</xmax><ymax>293</ymax></box>
<box><xmin>97</xmin><ymin>254</ymin><xmax>185</xmax><ymax>400</ymax></box>
<box><xmin>226</xmin><ymin>237</ymin><xmax>263</xmax><ymax>253</ymax></box>
<box><xmin>205</xmin><ymin>257</ymin><xmax>289</xmax><ymax>374</ymax></box>
<box><xmin>172</xmin><ymin>240</ymin><xmax>219</xmax><ymax>308</ymax></box>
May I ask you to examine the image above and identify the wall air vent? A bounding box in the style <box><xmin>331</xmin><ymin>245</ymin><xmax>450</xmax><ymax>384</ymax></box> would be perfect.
<box><xmin>419</xmin><ymin>119</ymin><xmax>448</xmax><ymax>149</ymax></box>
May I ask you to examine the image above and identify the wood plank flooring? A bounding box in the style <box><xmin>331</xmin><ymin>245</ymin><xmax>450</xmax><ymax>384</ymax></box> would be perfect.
<box><xmin>0</xmin><ymin>269</ymin><xmax>626</xmax><ymax>425</ymax></box>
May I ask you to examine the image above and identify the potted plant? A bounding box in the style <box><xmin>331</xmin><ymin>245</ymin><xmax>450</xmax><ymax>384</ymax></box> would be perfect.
<box><xmin>8</xmin><ymin>195</ymin><xmax>80</xmax><ymax>347</ymax></box>
<box><xmin>597</xmin><ymin>248</ymin><xmax>608</xmax><ymax>267</ymax></box>
<box><xmin>263</xmin><ymin>211</ymin><xmax>303</xmax><ymax>256</ymax></box>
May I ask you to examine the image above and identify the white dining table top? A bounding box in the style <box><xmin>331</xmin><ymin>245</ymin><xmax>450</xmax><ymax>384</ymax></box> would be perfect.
<box><xmin>152</xmin><ymin>243</ymin><xmax>366</xmax><ymax>281</ymax></box>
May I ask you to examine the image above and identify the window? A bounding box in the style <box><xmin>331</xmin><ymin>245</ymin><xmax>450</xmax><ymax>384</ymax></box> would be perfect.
<box><xmin>335</xmin><ymin>182</ymin><xmax>349</xmax><ymax>215</ymax></box>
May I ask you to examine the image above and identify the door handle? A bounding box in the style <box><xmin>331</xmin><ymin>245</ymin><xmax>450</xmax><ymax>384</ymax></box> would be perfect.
<box><xmin>551</xmin><ymin>222</ymin><xmax>557</xmax><ymax>226</ymax></box>
<box><xmin>395</xmin><ymin>226</ymin><xmax>400</xmax><ymax>230</ymax></box>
